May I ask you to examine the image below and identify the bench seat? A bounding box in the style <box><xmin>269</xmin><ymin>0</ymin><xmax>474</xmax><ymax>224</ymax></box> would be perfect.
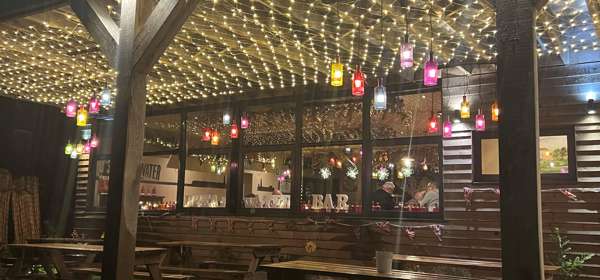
<box><xmin>160</xmin><ymin>266</ymin><xmax>253</xmax><ymax>280</ymax></box>
<box><xmin>71</xmin><ymin>267</ymin><xmax>193</xmax><ymax>279</ymax></box>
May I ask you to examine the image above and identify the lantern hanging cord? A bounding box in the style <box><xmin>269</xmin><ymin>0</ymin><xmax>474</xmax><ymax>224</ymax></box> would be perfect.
<box><xmin>380</xmin><ymin>0</ymin><xmax>384</xmax><ymax>79</ymax></box>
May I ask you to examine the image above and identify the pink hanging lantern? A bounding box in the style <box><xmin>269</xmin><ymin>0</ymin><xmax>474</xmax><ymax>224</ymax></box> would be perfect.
<box><xmin>83</xmin><ymin>141</ymin><xmax>92</xmax><ymax>154</ymax></box>
<box><xmin>241</xmin><ymin>114</ymin><xmax>249</xmax><ymax>129</ymax></box>
<box><xmin>475</xmin><ymin>109</ymin><xmax>486</xmax><ymax>131</ymax></box>
<box><xmin>65</xmin><ymin>99</ymin><xmax>77</xmax><ymax>118</ymax></box>
<box><xmin>202</xmin><ymin>128</ymin><xmax>212</xmax><ymax>141</ymax></box>
<box><xmin>88</xmin><ymin>96</ymin><xmax>100</xmax><ymax>114</ymax></box>
<box><xmin>400</xmin><ymin>34</ymin><xmax>414</xmax><ymax>69</ymax></box>
<box><xmin>423</xmin><ymin>51</ymin><xmax>438</xmax><ymax>86</ymax></box>
<box><xmin>443</xmin><ymin>117</ymin><xmax>452</xmax><ymax>138</ymax></box>
<box><xmin>90</xmin><ymin>135</ymin><xmax>99</xmax><ymax>148</ymax></box>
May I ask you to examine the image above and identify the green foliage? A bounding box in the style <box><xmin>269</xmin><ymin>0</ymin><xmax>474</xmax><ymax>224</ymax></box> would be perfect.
<box><xmin>551</xmin><ymin>228</ymin><xmax>594</xmax><ymax>279</ymax></box>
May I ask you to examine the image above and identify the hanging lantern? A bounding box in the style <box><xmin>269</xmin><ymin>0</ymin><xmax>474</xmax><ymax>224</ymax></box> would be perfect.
<box><xmin>223</xmin><ymin>112</ymin><xmax>231</xmax><ymax>125</ymax></box>
<box><xmin>65</xmin><ymin>99</ymin><xmax>77</xmax><ymax>118</ymax></box>
<box><xmin>460</xmin><ymin>95</ymin><xmax>470</xmax><ymax>119</ymax></box>
<box><xmin>90</xmin><ymin>135</ymin><xmax>99</xmax><ymax>148</ymax></box>
<box><xmin>351</xmin><ymin>66</ymin><xmax>365</xmax><ymax>96</ymax></box>
<box><xmin>453</xmin><ymin>109</ymin><xmax>461</xmax><ymax>124</ymax></box>
<box><xmin>475</xmin><ymin>109</ymin><xmax>486</xmax><ymax>131</ymax></box>
<box><xmin>428</xmin><ymin>114</ymin><xmax>439</xmax><ymax>133</ymax></box>
<box><xmin>88</xmin><ymin>96</ymin><xmax>100</xmax><ymax>114</ymax></box>
<box><xmin>423</xmin><ymin>51</ymin><xmax>438</xmax><ymax>86</ymax></box>
<box><xmin>64</xmin><ymin>142</ymin><xmax>74</xmax><ymax>155</ymax></box>
<box><xmin>81</xmin><ymin>129</ymin><xmax>92</xmax><ymax>140</ymax></box>
<box><xmin>443</xmin><ymin>117</ymin><xmax>453</xmax><ymax>138</ymax></box>
<box><xmin>75</xmin><ymin>143</ymin><xmax>85</xmax><ymax>154</ymax></box>
<box><xmin>241</xmin><ymin>114</ymin><xmax>250</xmax><ymax>129</ymax></box>
<box><xmin>211</xmin><ymin>131</ymin><xmax>220</xmax><ymax>146</ymax></box>
<box><xmin>76</xmin><ymin>106</ymin><xmax>88</xmax><ymax>127</ymax></box>
<box><xmin>491</xmin><ymin>101</ymin><xmax>499</xmax><ymax>122</ymax></box>
<box><xmin>230</xmin><ymin>123</ymin><xmax>239</xmax><ymax>139</ymax></box>
<box><xmin>70</xmin><ymin>150</ymin><xmax>79</xmax><ymax>159</ymax></box>
<box><xmin>587</xmin><ymin>99</ymin><xmax>596</xmax><ymax>115</ymax></box>
<box><xmin>202</xmin><ymin>128</ymin><xmax>212</xmax><ymax>141</ymax></box>
<box><xmin>100</xmin><ymin>87</ymin><xmax>111</xmax><ymax>107</ymax></box>
<box><xmin>83</xmin><ymin>142</ymin><xmax>92</xmax><ymax>154</ymax></box>
<box><xmin>374</xmin><ymin>78</ymin><xmax>387</xmax><ymax>110</ymax></box>
<box><xmin>400</xmin><ymin>34</ymin><xmax>414</xmax><ymax>69</ymax></box>
<box><xmin>330</xmin><ymin>56</ymin><xmax>344</xmax><ymax>87</ymax></box>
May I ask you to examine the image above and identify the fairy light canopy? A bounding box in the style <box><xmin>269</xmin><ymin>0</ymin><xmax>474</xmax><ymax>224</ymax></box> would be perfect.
<box><xmin>0</xmin><ymin>0</ymin><xmax>598</xmax><ymax>107</ymax></box>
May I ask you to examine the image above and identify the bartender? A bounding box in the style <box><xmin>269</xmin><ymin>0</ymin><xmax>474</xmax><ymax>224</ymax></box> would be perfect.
<box><xmin>371</xmin><ymin>181</ymin><xmax>396</xmax><ymax>210</ymax></box>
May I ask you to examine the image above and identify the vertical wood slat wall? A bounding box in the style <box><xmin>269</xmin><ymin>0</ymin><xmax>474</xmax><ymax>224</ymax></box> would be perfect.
<box><xmin>71</xmin><ymin>62</ymin><xmax>600</xmax><ymax>279</ymax></box>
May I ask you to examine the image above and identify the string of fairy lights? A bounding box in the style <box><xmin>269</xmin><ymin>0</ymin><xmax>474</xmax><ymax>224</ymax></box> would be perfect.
<box><xmin>0</xmin><ymin>0</ymin><xmax>597</xmax><ymax>108</ymax></box>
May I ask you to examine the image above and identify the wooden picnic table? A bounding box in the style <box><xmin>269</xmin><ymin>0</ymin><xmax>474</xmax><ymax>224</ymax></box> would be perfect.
<box><xmin>7</xmin><ymin>243</ymin><xmax>167</xmax><ymax>280</ymax></box>
<box><xmin>27</xmin><ymin>237</ymin><xmax>104</xmax><ymax>245</ymax></box>
<box><xmin>391</xmin><ymin>254</ymin><xmax>560</xmax><ymax>279</ymax></box>
<box><xmin>156</xmin><ymin>241</ymin><xmax>282</xmax><ymax>272</ymax></box>
<box><xmin>262</xmin><ymin>260</ymin><xmax>479</xmax><ymax>280</ymax></box>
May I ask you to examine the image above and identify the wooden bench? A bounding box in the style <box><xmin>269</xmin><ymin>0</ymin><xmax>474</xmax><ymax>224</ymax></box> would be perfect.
<box><xmin>262</xmin><ymin>260</ymin><xmax>478</xmax><ymax>280</ymax></box>
<box><xmin>71</xmin><ymin>267</ymin><xmax>193</xmax><ymax>279</ymax></box>
<box><xmin>391</xmin><ymin>254</ymin><xmax>560</xmax><ymax>279</ymax></box>
<box><xmin>161</xmin><ymin>266</ymin><xmax>254</xmax><ymax>280</ymax></box>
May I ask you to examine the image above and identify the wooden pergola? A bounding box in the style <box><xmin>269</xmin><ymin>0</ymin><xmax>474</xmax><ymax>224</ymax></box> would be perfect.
<box><xmin>1</xmin><ymin>0</ymin><xmax>599</xmax><ymax>279</ymax></box>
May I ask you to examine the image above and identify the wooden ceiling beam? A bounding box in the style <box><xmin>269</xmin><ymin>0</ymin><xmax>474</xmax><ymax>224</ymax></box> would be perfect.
<box><xmin>585</xmin><ymin>0</ymin><xmax>600</xmax><ymax>41</ymax></box>
<box><xmin>71</xmin><ymin>0</ymin><xmax>119</xmax><ymax>68</ymax></box>
<box><xmin>133</xmin><ymin>0</ymin><xmax>200</xmax><ymax>73</ymax></box>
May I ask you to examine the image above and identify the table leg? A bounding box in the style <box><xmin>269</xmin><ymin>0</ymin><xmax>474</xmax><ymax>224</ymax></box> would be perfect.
<box><xmin>47</xmin><ymin>249</ymin><xmax>73</xmax><ymax>280</ymax></box>
<box><xmin>146</xmin><ymin>263</ymin><xmax>163</xmax><ymax>280</ymax></box>
<box><xmin>6</xmin><ymin>248</ymin><xmax>25</xmax><ymax>278</ymax></box>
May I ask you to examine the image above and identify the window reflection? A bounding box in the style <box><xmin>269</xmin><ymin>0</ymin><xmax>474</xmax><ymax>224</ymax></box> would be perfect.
<box><xmin>184</xmin><ymin>153</ymin><xmax>229</xmax><ymax>208</ymax></box>
<box><xmin>371</xmin><ymin>144</ymin><xmax>440</xmax><ymax>213</ymax></box>
<box><xmin>242</xmin><ymin>151</ymin><xmax>292</xmax><ymax>209</ymax></box>
<box><xmin>301</xmin><ymin>145</ymin><xmax>362</xmax><ymax>214</ymax></box>
<box><xmin>371</xmin><ymin>92</ymin><xmax>441</xmax><ymax>139</ymax></box>
<box><xmin>303</xmin><ymin>101</ymin><xmax>362</xmax><ymax>143</ymax></box>
<box><xmin>144</xmin><ymin>114</ymin><xmax>180</xmax><ymax>152</ymax></box>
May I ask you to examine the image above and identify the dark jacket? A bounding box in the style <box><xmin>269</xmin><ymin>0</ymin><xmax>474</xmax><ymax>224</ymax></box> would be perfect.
<box><xmin>372</xmin><ymin>188</ymin><xmax>394</xmax><ymax>210</ymax></box>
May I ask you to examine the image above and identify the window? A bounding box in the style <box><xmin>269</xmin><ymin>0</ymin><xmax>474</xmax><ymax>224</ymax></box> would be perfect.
<box><xmin>243</xmin><ymin>105</ymin><xmax>295</xmax><ymax>146</ymax></box>
<box><xmin>187</xmin><ymin>111</ymin><xmax>232</xmax><ymax>149</ymax></box>
<box><xmin>144</xmin><ymin>114</ymin><xmax>180</xmax><ymax>152</ymax></box>
<box><xmin>242</xmin><ymin>151</ymin><xmax>292</xmax><ymax>209</ymax></box>
<box><xmin>474</xmin><ymin>130</ymin><xmax>575</xmax><ymax>181</ymax></box>
<box><xmin>303</xmin><ymin>101</ymin><xmax>362</xmax><ymax>144</ymax></box>
<box><xmin>371</xmin><ymin>143</ymin><xmax>441</xmax><ymax>213</ymax></box>
<box><xmin>372</xmin><ymin>92</ymin><xmax>441</xmax><ymax>139</ymax></box>
<box><xmin>301</xmin><ymin>145</ymin><xmax>362</xmax><ymax>214</ymax></box>
<box><xmin>139</xmin><ymin>154</ymin><xmax>179</xmax><ymax>210</ymax></box>
<box><xmin>184</xmin><ymin>152</ymin><xmax>229</xmax><ymax>208</ymax></box>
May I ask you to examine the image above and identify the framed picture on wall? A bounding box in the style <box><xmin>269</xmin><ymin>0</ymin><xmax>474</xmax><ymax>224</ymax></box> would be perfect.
<box><xmin>473</xmin><ymin>128</ymin><xmax>576</xmax><ymax>182</ymax></box>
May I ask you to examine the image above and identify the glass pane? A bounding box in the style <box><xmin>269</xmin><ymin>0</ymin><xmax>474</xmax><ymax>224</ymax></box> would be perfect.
<box><xmin>242</xmin><ymin>151</ymin><xmax>292</xmax><ymax>209</ymax></box>
<box><xmin>303</xmin><ymin>101</ymin><xmax>362</xmax><ymax>143</ymax></box>
<box><xmin>139</xmin><ymin>154</ymin><xmax>179</xmax><ymax>211</ymax></box>
<box><xmin>481</xmin><ymin>138</ymin><xmax>499</xmax><ymax>175</ymax></box>
<box><xmin>371</xmin><ymin>144</ymin><xmax>441</xmax><ymax>213</ymax></box>
<box><xmin>371</xmin><ymin>92</ymin><xmax>441</xmax><ymax>139</ymax></box>
<box><xmin>92</xmin><ymin>158</ymin><xmax>110</xmax><ymax>208</ymax></box>
<box><xmin>187</xmin><ymin>111</ymin><xmax>232</xmax><ymax>149</ymax></box>
<box><xmin>144</xmin><ymin>114</ymin><xmax>180</xmax><ymax>152</ymax></box>
<box><xmin>184</xmin><ymin>152</ymin><xmax>229</xmax><ymax>208</ymax></box>
<box><xmin>301</xmin><ymin>145</ymin><xmax>362</xmax><ymax>214</ymax></box>
<box><xmin>540</xmin><ymin>135</ymin><xmax>569</xmax><ymax>174</ymax></box>
<box><xmin>243</xmin><ymin>106</ymin><xmax>295</xmax><ymax>146</ymax></box>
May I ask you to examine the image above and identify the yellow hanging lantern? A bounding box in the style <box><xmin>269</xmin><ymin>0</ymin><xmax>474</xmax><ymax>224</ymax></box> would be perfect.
<box><xmin>211</xmin><ymin>131</ymin><xmax>220</xmax><ymax>146</ymax></box>
<box><xmin>460</xmin><ymin>95</ymin><xmax>470</xmax><ymax>119</ymax></box>
<box><xmin>330</xmin><ymin>56</ymin><xmax>344</xmax><ymax>87</ymax></box>
<box><xmin>76</xmin><ymin>106</ymin><xmax>88</xmax><ymax>127</ymax></box>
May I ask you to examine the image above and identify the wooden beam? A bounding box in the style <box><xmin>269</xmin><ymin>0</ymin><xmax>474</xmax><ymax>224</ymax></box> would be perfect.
<box><xmin>133</xmin><ymin>0</ymin><xmax>199</xmax><ymax>73</ymax></box>
<box><xmin>70</xmin><ymin>0</ymin><xmax>119</xmax><ymax>68</ymax></box>
<box><xmin>496</xmin><ymin>1</ymin><xmax>545</xmax><ymax>280</ymax></box>
<box><xmin>585</xmin><ymin>0</ymin><xmax>600</xmax><ymax>41</ymax></box>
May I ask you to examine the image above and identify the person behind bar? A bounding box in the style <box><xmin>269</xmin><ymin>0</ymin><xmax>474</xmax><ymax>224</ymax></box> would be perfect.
<box><xmin>372</xmin><ymin>181</ymin><xmax>396</xmax><ymax>210</ymax></box>
<box><xmin>420</xmin><ymin>182</ymin><xmax>439</xmax><ymax>210</ymax></box>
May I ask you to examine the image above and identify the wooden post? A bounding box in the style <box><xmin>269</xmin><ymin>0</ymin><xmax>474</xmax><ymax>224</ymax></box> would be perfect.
<box><xmin>72</xmin><ymin>0</ymin><xmax>199</xmax><ymax>278</ymax></box>
<box><xmin>496</xmin><ymin>1</ymin><xmax>545</xmax><ymax>279</ymax></box>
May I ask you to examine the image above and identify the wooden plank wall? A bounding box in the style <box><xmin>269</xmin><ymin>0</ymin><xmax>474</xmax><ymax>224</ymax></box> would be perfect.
<box><xmin>72</xmin><ymin>62</ymin><xmax>600</xmax><ymax>279</ymax></box>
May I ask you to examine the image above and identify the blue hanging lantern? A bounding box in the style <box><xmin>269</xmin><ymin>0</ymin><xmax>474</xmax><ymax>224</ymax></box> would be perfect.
<box><xmin>223</xmin><ymin>112</ymin><xmax>231</xmax><ymax>125</ymax></box>
<box><xmin>81</xmin><ymin>128</ymin><xmax>92</xmax><ymax>140</ymax></box>
<box><xmin>100</xmin><ymin>87</ymin><xmax>112</xmax><ymax>106</ymax></box>
<box><xmin>374</xmin><ymin>78</ymin><xmax>387</xmax><ymax>110</ymax></box>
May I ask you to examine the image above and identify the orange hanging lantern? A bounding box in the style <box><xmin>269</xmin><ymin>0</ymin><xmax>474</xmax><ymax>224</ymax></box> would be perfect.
<box><xmin>211</xmin><ymin>131</ymin><xmax>220</xmax><ymax>146</ymax></box>
<box><xmin>491</xmin><ymin>101</ymin><xmax>499</xmax><ymax>122</ymax></box>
